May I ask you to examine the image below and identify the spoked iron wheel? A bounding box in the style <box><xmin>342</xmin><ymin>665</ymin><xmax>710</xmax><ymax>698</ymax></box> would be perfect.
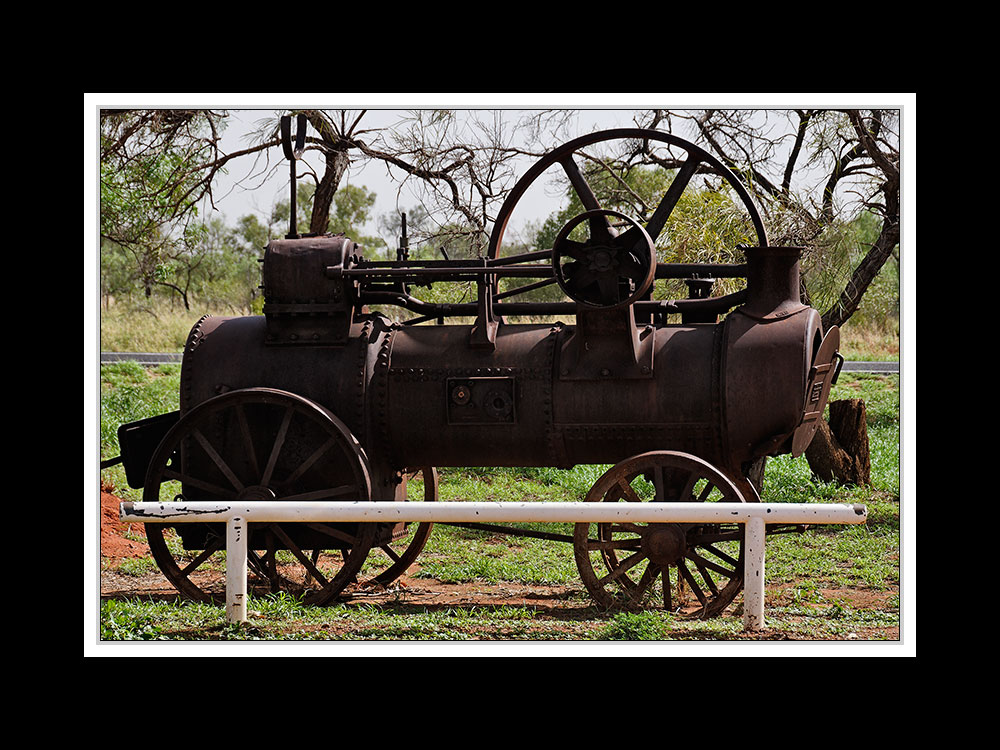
<box><xmin>573</xmin><ymin>451</ymin><xmax>749</xmax><ymax>618</ymax></box>
<box><xmin>142</xmin><ymin>388</ymin><xmax>376</xmax><ymax>606</ymax></box>
<box><xmin>360</xmin><ymin>466</ymin><xmax>438</xmax><ymax>588</ymax></box>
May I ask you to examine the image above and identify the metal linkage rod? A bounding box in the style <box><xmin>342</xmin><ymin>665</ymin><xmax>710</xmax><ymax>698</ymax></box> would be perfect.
<box><xmin>333</xmin><ymin>264</ymin><xmax>554</xmax><ymax>279</ymax></box>
<box><xmin>363</xmin><ymin>289</ymin><xmax>749</xmax><ymax>321</ymax></box>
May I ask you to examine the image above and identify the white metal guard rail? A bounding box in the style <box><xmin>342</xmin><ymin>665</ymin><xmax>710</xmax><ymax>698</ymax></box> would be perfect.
<box><xmin>120</xmin><ymin>500</ymin><xmax>868</xmax><ymax>631</ymax></box>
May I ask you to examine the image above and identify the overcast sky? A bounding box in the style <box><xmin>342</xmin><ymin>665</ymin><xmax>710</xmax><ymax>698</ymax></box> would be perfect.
<box><xmin>206</xmin><ymin>107</ymin><xmax>655</xmax><ymax>245</ymax></box>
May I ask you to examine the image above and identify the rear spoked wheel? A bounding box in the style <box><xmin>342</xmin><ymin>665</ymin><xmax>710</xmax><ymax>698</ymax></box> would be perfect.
<box><xmin>360</xmin><ymin>466</ymin><xmax>438</xmax><ymax>588</ymax></box>
<box><xmin>573</xmin><ymin>451</ymin><xmax>748</xmax><ymax>618</ymax></box>
<box><xmin>142</xmin><ymin>388</ymin><xmax>376</xmax><ymax>605</ymax></box>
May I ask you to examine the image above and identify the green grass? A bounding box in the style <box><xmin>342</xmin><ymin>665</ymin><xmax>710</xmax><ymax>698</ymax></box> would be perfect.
<box><xmin>100</xmin><ymin>362</ymin><xmax>182</xmax><ymax>501</ymax></box>
<box><xmin>98</xmin><ymin>586</ymin><xmax>899</xmax><ymax>642</ymax></box>
<box><xmin>96</xmin><ymin>340</ymin><xmax>902</xmax><ymax>644</ymax></box>
<box><xmin>100</xmin><ymin>301</ymin><xmax>213</xmax><ymax>353</ymax></box>
<box><xmin>100</xmin><ymin>298</ymin><xmax>900</xmax><ymax>359</ymax></box>
<box><xmin>838</xmin><ymin>317</ymin><xmax>900</xmax><ymax>361</ymax></box>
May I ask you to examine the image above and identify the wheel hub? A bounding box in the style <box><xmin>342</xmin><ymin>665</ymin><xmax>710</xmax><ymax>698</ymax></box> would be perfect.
<box><xmin>238</xmin><ymin>485</ymin><xmax>277</xmax><ymax>501</ymax></box>
<box><xmin>641</xmin><ymin>524</ymin><xmax>687</xmax><ymax>566</ymax></box>
<box><xmin>588</xmin><ymin>247</ymin><xmax>615</xmax><ymax>272</ymax></box>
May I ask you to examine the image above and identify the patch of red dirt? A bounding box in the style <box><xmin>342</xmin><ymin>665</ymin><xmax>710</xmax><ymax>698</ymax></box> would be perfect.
<box><xmin>101</xmin><ymin>483</ymin><xmax>150</xmax><ymax>561</ymax></box>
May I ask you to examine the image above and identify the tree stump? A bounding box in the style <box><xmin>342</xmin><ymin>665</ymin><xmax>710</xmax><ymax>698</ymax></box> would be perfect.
<box><xmin>805</xmin><ymin>398</ymin><xmax>871</xmax><ymax>486</ymax></box>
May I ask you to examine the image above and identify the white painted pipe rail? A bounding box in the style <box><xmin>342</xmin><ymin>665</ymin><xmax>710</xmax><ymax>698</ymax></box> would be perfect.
<box><xmin>120</xmin><ymin>500</ymin><xmax>867</xmax><ymax>631</ymax></box>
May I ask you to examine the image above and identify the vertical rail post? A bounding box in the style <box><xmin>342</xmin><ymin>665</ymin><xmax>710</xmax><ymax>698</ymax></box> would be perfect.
<box><xmin>743</xmin><ymin>515</ymin><xmax>767</xmax><ymax>631</ymax></box>
<box><xmin>226</xmin><ymin>515</ymin><xmax>248</xmax><ymax>624</ymax></box>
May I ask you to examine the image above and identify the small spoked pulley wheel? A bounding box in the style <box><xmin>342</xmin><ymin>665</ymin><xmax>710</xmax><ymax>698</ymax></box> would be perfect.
<box><xmin>360</xmin><ymin>466</ymin><xmax>438</xmax><ymax>588</ymax></box>
<box><xmin>573</xmin><ymin>451</ymin><xmax>750</xmax><ymax>618</ymax></box>
<box><xmin>142</xmin><ymin>387</ymin><xmax>376</xmax><ymax>606</ymax></box>
<box><xmin>552</xmin><ymin>209</ymin><xmax>656</xmax><ymax>308</ymax></box>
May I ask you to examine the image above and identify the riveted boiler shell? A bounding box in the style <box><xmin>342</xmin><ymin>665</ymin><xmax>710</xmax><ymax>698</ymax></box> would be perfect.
<box><xmin>720</xmin><ymin>307</ymin><xmax>824</xmax><ymax>466</ymax></box>
<box><xmin>180</xmin><ymin>314</ymin><xmax>385</xmax><ymax>449</ymax></box>
<box><xmin>384</xmin><ymin>322</ymin><xmax>727</xmax><ymax>470</ymax></box>
<box><xmin>383</xmin><ymin>324</ymin><xmax>560</xmax><ymax>468</ymax></box>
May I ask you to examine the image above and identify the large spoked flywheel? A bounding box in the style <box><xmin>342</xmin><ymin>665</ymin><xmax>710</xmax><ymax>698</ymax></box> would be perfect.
<box><xmin>487</xmin><ymin>128</ymin><xmax>768</xmax><ymax>308</ymax></box>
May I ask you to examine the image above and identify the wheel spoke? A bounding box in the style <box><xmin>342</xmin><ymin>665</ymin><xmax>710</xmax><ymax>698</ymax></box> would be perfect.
<box><xmin>677</xmin><ymin>559</ymin><xmax>708</xmax><ymax>607</ymax></box>
<box><xmin>567</xmin><ymin>264</ymin><xmax>596</xmax><ymax>291</ymax></box>
<box><xmin>163</xmin><ymin>468</ymin><xmax>239</xmax><ymax>500</ymax></box>
<box><xmin>645</xmin><ymin>154</ymin><xmax>701</xmax><ymax>242</ymax></box>
<box><xmin>305</xmin><ymin>522</ymin><xmax>360</xmax><ymax>547</ymax></box>
<box><xmin>586</xmin><ymin>536</ymin><xmax>642</xmax><ymax>551</ymax></box>
<box><xmin>678</xmin><ymin>470</ymin><xmax>699</xmax><ymax>503</ymax></box>
<box><xmin>304</xmin><ymin>549</ymin><xmax>322</xmax><ymax>586</ymax></box>
<box><xmin>697</xmin><ymin>541</ymin><xmax>740</xmax><ymax>569</ymax></box>
<box><xmin>685</xmin><ymin>549</ymin><xmax>737</xmax><ymax>580</ymax></box>
<box><xmin>279</xmin><ymin>436</ymin><xmax>337</xmax><ymax>489</ymax></box>
<box><xmin>559</xmin><ymin>154</ymin><xmax>602</xmax><ymax>212</ymax></box>
<box><xmin>653</xmin><ymin>465</ymin><xmax>666</xmax><ymax>501</ymax></box>
<box><xmin>688</xmin><ymin>529</ymin><xmax>743</xmax><ymax>546</ymax></box>
<box><xmin>598</xmin><ymin>549</ymin><xmax>647</xmax><ymax>587</ymax></box>
<box><xmin>558</xmin><ymin>238</ymin><xmax>589</xmax><ymax>260</ymax></box>
<box><xmin>178</xmin><ymin>535</ymin><xmax>224</xmax><ymax>577</ymax></box>
<box><xmin>235</xmin><ymin>404</ymin><xmax>259</xmax><ymax>479</ymax></box>
<box><xmin>191</xmin><ymin>428</ymin><xmax>244</xmax><ymax>492</ymax></box>
<box><xmin>265</xmin><ymin>528</ymin><xmax>280</xmax><ymax>592</ymax></box>
<box><xmin>697</xmin><ymin>481</ymin><xmax>716</xmax><ymax>502</ymax></box>
<box><xmin>261</xmin><ymin>406</ymin><xmax>294</xmax><ymax>486</ymax></box>
<box><xmin>617</xmin><ymin>477</ymin><xmax>643</xmax><ymax>504</ymax></box>
<box><xmin>378</xmin><ymin>544</ymin><xmax>402</xmax><ymax>563</ymax></box>
<box><xmin>690</xmin><ymin>554</ymin><xmax>721</xmax><ymax>597</ymax></box>
<box><xmin>662</xmin><ymin>566</ymin><xmax>672</xmax><ymax>610</ymax></box>
<box><xmin>628</xmin><ymin>562</ymin><xmax>658</xmax><ymax>606</ymax></box>
<box><xmin>280</xmin><ymin>484</ymin><xmax>359</xmax><ymax>503</ymax></box>
<box><xmin>619</xmin><ymin>252</ymin><xmax>646</xmax><ymax>282</ymax></box>
<box><xmin>247</xmin><ymin>548</ymin><xmax>270</xmax><ymax>579</ymax></box>
<box><xmin>269</xmin><ymin>524</ymin><xmax>329</xmax><ymax>587</ymax></box>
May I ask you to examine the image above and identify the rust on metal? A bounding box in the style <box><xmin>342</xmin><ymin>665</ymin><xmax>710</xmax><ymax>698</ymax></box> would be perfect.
<box><xmin>111</xmin><ymin>127</ymin><xmax>843</xmax><ymax>616</ymax></box>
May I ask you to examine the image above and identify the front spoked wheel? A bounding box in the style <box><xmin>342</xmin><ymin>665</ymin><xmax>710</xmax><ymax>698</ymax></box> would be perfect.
<box><xmin>573</xmin><ymin>451</ymin><xmax>748</xmax><ymax>618</ymax></box>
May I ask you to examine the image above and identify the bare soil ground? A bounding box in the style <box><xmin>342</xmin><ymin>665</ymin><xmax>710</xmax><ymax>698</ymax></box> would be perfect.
<box><xmin>100</xmin><ymin>487</ymin><xmax>899</xmax><ymax>640</ymax></box>
<box><xmin>100</xmin><ymin>487</ymin><xmax>587</xmax><ymax>611</ymax></box>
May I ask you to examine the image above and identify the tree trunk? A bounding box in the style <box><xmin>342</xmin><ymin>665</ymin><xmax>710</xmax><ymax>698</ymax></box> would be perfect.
<box><xmin>805</xmin><ymin>399</ymin><xmax>871</xmax><ymax>486</ymax></box>
<box><xmin>309</xmin><ymin>149</ymin><xmax>349</xmax><ymax>236</ymax></box>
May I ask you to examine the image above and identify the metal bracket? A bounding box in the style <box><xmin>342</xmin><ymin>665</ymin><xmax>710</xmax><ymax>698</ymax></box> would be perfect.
<box><xmin>558</xmin><ymin>305</ymin><xmax>654</xmax><ymax>380</ymax></box>
<box><xmin>469</xmin><ymin>271</ymin><xmax>499</xmax><ymax>349</ymax></box>
<box><xmin>281</xmin><ymin>113</ymin><xmax>307</xmax><ymax>161</ymax></box>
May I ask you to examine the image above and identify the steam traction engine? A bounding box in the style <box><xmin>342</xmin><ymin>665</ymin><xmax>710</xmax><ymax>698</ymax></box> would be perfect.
<box><xmin>116</xmin><ymin>127</ymin><xmax>843</xmax><ymax>617</ymax></box>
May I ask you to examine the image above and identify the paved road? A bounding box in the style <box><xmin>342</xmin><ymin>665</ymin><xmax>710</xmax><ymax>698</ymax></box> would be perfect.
<box><xmin>100</xmin><ymin>352</ymin><xmax>183</xmax><ymax>365</ymax></box>
<box><xmin>101</xmin><ymin>352</ymin><xmax>900</xmax><ymax>373</ymax></box>
<box><xmin>839</xmin><ymin>361</ymin><xmax>899</xmax><ymax>373</ymax></box>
